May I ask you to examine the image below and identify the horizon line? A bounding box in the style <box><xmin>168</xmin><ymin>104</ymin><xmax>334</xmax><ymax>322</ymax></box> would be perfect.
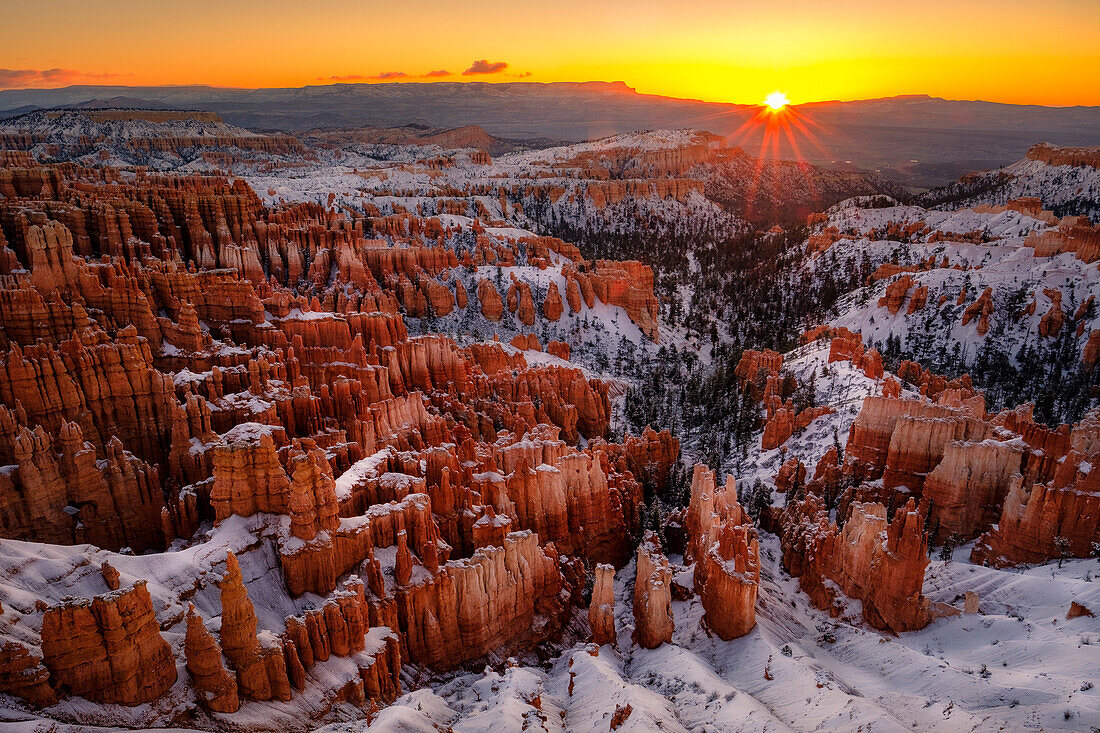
<box><xmin>0</xmin><ymin>81</ymin><xmax>1096</xmax><ymax>110</ymax></box>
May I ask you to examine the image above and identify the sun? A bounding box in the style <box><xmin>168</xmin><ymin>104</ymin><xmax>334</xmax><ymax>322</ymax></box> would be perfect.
<box><xmin>764</xmin><ymin>91</ymin><xmax>789</xmax><ymax>111</ymax></box>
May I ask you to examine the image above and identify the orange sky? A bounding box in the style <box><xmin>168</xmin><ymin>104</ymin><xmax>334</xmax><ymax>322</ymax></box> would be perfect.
<box><xmin>2</xmin><ymin>0</ymin><xmax>1099</xmax><ymax>106</ymax></box>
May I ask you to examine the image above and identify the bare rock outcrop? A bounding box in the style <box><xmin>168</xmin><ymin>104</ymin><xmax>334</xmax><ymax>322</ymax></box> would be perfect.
<box><xmin>686</xmin><ymin>465</ymin><xmax>759</xmax><ymax>639</ymax></box>
<box><xmin>589</xmin><ymin>563</ymin><xmax>617</xmax><ymax>646</ymax></box>
<box><xmin>218</xmin><ymin>551</ymin><xmax>291</xmax><ymax>702</ymax></box>
<box><xmin>780</xmin><ymin>496</ymin><xmax>932</xmax><ymax>633</ymax></box>
<box><xmin>477</xmin><ymin>278</ymin><xmax>504</xmax><ymax>321</ymax></box>
<box><xmin>972</xmin><ymin>452</ymin><xmax>1099</xmax><ymax>567</ymax></box>
<box><xmin>0</xmin><ymin>641</ymin><xmax>56</xmax><ymax>707</ymax></box>
<box><xmin>184</xmin><ymin>603</ymin><xmax>240</xmax><ymax>713</ymax></box>
<box><xmin>632</xmin><ymin>531</ymin><xmax>674</xmax><ymax>648</ymax></box>
<box><xmin>40</xmin><ymin>580</ymin><xmax>177</xmax><ymax>705</ymax></box>
<box><xmin>923</xmin><ymin>439</ymin><xmax>1023</xmax><ymax>542</ymax></box>
<box><xmin>543</xmin><ymin>281</ymin><xmax>564</xmax><ymax>321</ymax></box>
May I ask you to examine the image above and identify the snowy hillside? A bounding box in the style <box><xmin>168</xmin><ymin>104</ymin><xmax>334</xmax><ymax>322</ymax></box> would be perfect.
<box><xmin>919</xmin><ymin>144</ymin><xmax>1100</xmax><ymax>221</ymax></box>
<box><xmin>0</xmin><ymin>108</ymin><xmax>308</xmax><ymax>169</ymax></box>
<box><xmin>317</xmin><ymin>545</ymin><xmax>1100</xmax><ymax>733</ymax></box>
<box><xmin>0</xmin><ymin>109</ymin><xmax>264</xmax><ymax>143</ymax></box>
<box><xmin>801</xmin><ymin>194</ymin><xmax>1100</xmax><ymax>421</ymax></box>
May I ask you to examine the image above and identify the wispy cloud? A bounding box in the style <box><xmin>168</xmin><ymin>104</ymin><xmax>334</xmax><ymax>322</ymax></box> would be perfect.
<box><xmin>0</xmin><ymin>68</ymin><xmax>121</xmax><ymax>89</ymax></box>
<box><xmin>462</xmin><ymin>59</ymin><xmax>508</xmax><ymax>76</ymax></box>
<box><xmin>320</xmin><ymin>66</ymin><xmax>495</xmax><ymax>83</ymax></box>
<box><xmin>321</xmin><ymin>71</ymin><xmax>410</xmax><ymax>82</ymax></box>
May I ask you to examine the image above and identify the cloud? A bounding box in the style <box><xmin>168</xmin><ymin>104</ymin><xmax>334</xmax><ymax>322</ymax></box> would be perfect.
<box><xmin>0</xmin><ymin>68</ymin><xmax>120</xmax><ymax>89</ymax></box>
<box><xmin>320</xmin><ymin>71</ymin><xmax>408</xmax><ymax>82</ymax></box>
<box><xmin>462</xmin><ymin>59</ymin><xmax>508</xmax><ymax>76</ymax></box>
<box><xmin>512</xmin><ymin>71</ymin><xmax>532</xmax><ymax>78</ymax></box>
<box><xmin>425</xmin><ymin>69</ymin><xmax>452</xmax><ymax>78</ymax></box>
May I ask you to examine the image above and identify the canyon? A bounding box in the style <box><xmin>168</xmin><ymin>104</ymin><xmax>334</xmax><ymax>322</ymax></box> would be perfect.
<box><xmin>0</xmin><ymin>111</ymin><xmax>1096</xmax><ymax>732</ymax></box>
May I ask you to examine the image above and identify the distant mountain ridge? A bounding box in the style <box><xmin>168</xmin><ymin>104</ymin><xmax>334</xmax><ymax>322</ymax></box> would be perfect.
<box><xmin>1</xmin><ymin>82</ymin><xmax>1098</xmax><ymax>186</ymax></box>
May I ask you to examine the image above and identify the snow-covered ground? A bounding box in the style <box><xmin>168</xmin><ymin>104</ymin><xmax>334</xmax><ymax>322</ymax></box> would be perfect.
<box><xmin>736</xmin><ymin>339</ymin><xmax>889</xmax><ymax>491</ymax></box>
<box><xmin>6</xmin><ymin>527</ymin><xmax>1096</xmax><ymax>733</ymax></box>
<box><xmin>0</xmin><ymin>515</ymin><xmax>409</xmax><ymax>732</ymax></box>
<box><xmin>804</xmin><ymin>201</ymin><xmax>1100</xmax><ymax>369</ymax></box>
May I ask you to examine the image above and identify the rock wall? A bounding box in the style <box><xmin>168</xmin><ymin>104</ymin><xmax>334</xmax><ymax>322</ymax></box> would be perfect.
<box><xmin>972</xmin><ymin>452</ymin><xmax>1100</xmax><ymax>567</ymax></box>
<box><xmin>391</xmin><ymin>531</ymin><xmax>568</xmax><ymax>669</ymax></box>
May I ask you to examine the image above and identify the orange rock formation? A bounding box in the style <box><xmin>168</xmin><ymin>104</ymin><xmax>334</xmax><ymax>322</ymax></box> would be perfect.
<box><xmin>632</xmin><ymin>531</ymin><xmax>674</xmax><ymax>648</ymax></box>
<box><xmin>780</xmin><ymin>497</ymin><xmax>932</xmax><ymax>633</ymax></box>
<box><xmin>686</xmin><ymin>466</ymin><xmax>759</xmax><ymax>639</ymax></box>
<box><xmin>40</xmin><ymin>581</ymin><xmax>177</xmax><ymax>705</ymax></box>
<box><xmin>589</xmin><ymin>563</ymin><xmax>617</xmax><ymax>646</ymax></box>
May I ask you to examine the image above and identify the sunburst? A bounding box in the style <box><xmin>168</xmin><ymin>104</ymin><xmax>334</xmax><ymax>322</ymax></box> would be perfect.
<box><xmin>764</xmin><ymin>91</ymin><xmax>789</xmax><ymax>111</ymax></box>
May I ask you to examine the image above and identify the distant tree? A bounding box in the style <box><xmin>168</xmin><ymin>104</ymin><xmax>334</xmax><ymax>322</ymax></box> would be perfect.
<box><xmin>644</xmin><ymin>498</ymin><xmax>666</xmax><ymax>548</ymax></box>
<box><xmin>749</xmin><ymin>480</ymin><xmax>771</xmax><ymax>522</ymax></box>
<box><xmin>939</xmin><ymin>533</ymin><xmax>961</xmax><ymax>565</ymax></box>
<box><xmin>1055</xmin><ymin>536</ymin><xmax>1072</xmax><ymax>568</ymax></box>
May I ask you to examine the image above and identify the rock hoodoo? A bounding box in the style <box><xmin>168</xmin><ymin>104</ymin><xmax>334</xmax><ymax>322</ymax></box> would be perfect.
<box><xmin>632</xmin><ymin>531</ymin><xmax>674</xmax><ymax>648</ymax></box>
<box><xmin>686</xmin><ymin>465</ymin><xmax>760</xmax><ymax>639</ymax></box>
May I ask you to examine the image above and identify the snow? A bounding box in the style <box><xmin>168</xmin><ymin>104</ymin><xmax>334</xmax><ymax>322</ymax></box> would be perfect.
<box><xmin>0</xmin><ymin>109</ymin><xmax>268</xmax><ymax>144</ymax></box>
<box><xmin>281</xmin><ymin>308</ymin><xmax>345</xmax><ymax>322</ymax></box>
<box><xmin>500</xmin><ymin>129</ymin><xmax>718</xmax><ymax>168</ymax></box>
<box><xmin>172</xmin><ymin>368</ymin><xmax>211</xmax><ymax>387</ymax></box>
<box><xmin>0</xmin><ymin>514</ymin><xmax>419</xmax><ymax>731</ymax></box>
<box><xmin>219</xmin><ymin>421</ymin><xmax>281</xmax><ymax>444</ymax></box>
<box><xmin>0</xmin><ymin>109</ymin><xmax>303</xmax><ymax>171</ymax></box>
<box><xmin>333</xmin><ymin>450</ymin><xmax>391</xmax><ymax>500</ymax></box>
<box><xmin>825</xmin><ymin>201</ymin><xmax>1051</xmax><ymax>240</ymax></box>
<box><xmin>738</xmin><ymin>339</ymin><xmax>886</xmax><ymax>493</ymax></box>
<box><xmin>928</xmin><ymin>156</ymin><xmax>1100</xmax><ymax>219</ymax></box>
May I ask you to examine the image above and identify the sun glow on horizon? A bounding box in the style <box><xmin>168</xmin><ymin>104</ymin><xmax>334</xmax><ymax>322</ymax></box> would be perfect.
<box><xmin>764</xmin><ymin>91</ymin><xmax>789</xmax><ymax>110</ymax></box>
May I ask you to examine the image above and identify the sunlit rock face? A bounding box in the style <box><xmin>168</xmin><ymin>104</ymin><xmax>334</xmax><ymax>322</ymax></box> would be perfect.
<box><xmin>40</xmin><ymin>580</ymin><xmax>177</xmax><ymax>706</ymax></box>
<box><xmin>838</xmin><ymin>383</ymin><xmax>1099</xmax><ymax>567</ymax></box>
